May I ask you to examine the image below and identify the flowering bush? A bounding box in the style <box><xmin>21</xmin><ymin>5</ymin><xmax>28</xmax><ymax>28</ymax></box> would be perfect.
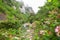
<box><xmin>0</xmin><ymin>0</ymin><xmax>60</xmax><ymax>40</ymax></box>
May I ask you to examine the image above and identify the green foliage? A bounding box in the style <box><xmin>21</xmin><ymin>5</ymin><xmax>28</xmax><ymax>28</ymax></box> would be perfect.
<box><xmin>0</xmin><ymin>20</ymin><xmax>20</xmax><ymax>29</ymax></box>
<box><xmin>0</xmin><ymin>0</ymin><xmax>60</xmax><ymax>40</ymax></box>
<box><xmin>34</xmin><ymin>0</ymin><xmax>60</xmax><ymax>40</ymax></box>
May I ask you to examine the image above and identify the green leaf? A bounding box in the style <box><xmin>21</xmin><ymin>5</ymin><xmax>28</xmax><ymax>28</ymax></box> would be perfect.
<box><xmin>48</xmin><ymin>0</ymin><xmax>51</xmax><ymax>2</ymax></box>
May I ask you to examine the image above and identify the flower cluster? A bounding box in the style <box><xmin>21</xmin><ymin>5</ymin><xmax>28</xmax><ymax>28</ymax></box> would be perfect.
<box><xmin>55</xmin><ymin>25</ymin><xmax>60</xmax><ymax>37</ymax></box>
<box><xmin>39</xmin><ymin>30</ymin><xmax>47</xmax><ymax>35</ymax></box>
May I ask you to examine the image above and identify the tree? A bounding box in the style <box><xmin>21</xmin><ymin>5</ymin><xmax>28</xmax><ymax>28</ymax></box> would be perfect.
<box><xmin>34</xmin><ymin>0</ymin><xmax>60</xmax><ymax>40</ymax></box>
<box><xmin>0</xmin><ymin>0</ymin><xmax>25</xmax><ymax>29</ymax></box>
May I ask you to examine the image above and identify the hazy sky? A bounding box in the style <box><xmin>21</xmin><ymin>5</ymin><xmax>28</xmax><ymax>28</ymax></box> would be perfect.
<box><xmin>16</xmin><ymin>0</ymin><xmax>47</xmax><ymax>13</ymax></box>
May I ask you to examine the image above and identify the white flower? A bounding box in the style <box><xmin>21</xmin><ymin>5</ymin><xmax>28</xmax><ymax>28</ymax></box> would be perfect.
<box><xmin>23</xmin><ymin>23</ymin><xmax>31</xmax><ymax>27</ymax></box>
<box><xmin>39</xmin><ymin>30</ymin><xmax>46</xmax><ymax>35</ymax></box>
<box><xmin>27</xmin><ymin>29</ymin><xmax>30</xmax><ymax>32</ymax></box>
<box><xmin>14</xmin><ymin>37</ymin><xmax>19</xmax><ymax>39</ymax></box>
